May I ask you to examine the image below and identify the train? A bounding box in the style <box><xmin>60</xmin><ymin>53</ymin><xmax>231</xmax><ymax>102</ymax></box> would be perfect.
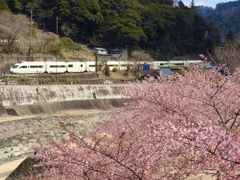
<box><xmin>9</xmin><ymin>60</ymin><xmax>203</xmax><ymax>74</ymax></box>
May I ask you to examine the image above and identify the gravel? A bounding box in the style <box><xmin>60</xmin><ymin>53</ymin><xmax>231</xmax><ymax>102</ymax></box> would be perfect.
<box><xmin>0</xmin><ymin>111</ymin><xmax>108</xmax><ymax>165</ymax></box>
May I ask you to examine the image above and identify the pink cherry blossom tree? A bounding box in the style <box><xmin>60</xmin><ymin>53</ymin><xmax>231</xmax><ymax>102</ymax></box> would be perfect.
<box><xmin>30</xmin><ymin>64</ymin><xmax>240</xmax><ymax>179</ymax></box>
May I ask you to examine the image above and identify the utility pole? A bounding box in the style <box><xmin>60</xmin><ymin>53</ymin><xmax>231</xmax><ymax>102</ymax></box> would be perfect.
<box><xmin>125</xmin><ymin>46</ymin><xmax>129</xmax><ymax>60</ymax></box>
<box><xmin>29</xmin><ymin>10</ymin><xmax>35</xmax><ymax>55</ymax></box>
<box><xmin>56</xmin><ymin>56</ymin><xmax>58</xmax><ymax>84</ymax></box>
<box><xmin>56</xmin><ymin>16</ymin><xmax>61</xmax><ymax>35</ymax></box>
<box><xmin>156</xmin><ymin>48</ymin><xmax>159</xmax><ymax>61</ymax></box>
<box><xmin>73</xmin><ymin>43</ymin><xmax>75</xmax><ymax>60</ymax></box>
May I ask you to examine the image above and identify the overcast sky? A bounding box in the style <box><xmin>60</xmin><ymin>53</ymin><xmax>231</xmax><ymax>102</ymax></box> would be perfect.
<box><xmin>181</xmin><ymin>0</ymin><xmax>237</xmax><ymax>8</ymax></box>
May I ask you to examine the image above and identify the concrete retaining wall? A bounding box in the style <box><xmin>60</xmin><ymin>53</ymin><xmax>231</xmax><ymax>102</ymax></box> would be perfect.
<box><xmin>0</xmin><ymin>84</ymin><xmax>129</xmax><ymax>115</ymax></box>
<box><xmin>6</xmin><ymin>99</ymin><xmax>131</xmax><ymax>116</ymax></box>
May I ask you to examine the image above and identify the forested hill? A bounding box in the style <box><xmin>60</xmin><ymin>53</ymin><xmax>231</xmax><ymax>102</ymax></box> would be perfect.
<box><xmin>2</xmin><ymin>0</ymin><xmax>221</xmax><ymax>58</ymax></box>
<box><xmin>196</xmin><ymin>0</ymin><xmax>240</xmax><ymax>40</ymax></box>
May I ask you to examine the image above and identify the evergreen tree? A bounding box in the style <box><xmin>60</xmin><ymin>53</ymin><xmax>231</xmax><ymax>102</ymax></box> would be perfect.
<box><xmin>226</xmin><ymin>29</ymin><xmax>234</xmax><ymax>42</ymax></box>
<box><xmin>178</xmin><ymin>0</ymin><xmax>186</xmax><ymax>9</ymax></box>
<box><xmin>4</xmin><ymin>0</ymin><xmax>221</xmax><ymax>56</ymax></box>
<box><xmin>0</xmin><ymin>0</ymin><xmax>10</xmax><ymax>12</ymax></box>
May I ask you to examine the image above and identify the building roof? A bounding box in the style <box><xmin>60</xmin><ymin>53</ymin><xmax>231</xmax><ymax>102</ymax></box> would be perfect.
<box><xmin>93</xmin><ymin>47</ymin><xmax>107</xmax><ymax>51</ymax></box>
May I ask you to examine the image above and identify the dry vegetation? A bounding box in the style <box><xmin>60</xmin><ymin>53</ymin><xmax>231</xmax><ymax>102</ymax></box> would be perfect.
<box><xmin>61</xmin><ymin>50</ymin><xmax>95</xmax><ymax>62</ymax></box>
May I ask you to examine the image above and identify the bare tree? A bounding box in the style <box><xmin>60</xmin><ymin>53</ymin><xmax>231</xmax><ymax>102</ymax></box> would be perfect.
<box><xmin>34</xmin><ymin>30</ymin><xmax>60</xmax><ymax>54</ymax></box>
<box><xmin>129</xmin><ymin>50</ymin><xmax>154</xmax><ymax>78</ymax></box>
<box><xmin>0</xmin><ymin>12</ymin><xmax>30</xmax><ymax>54</ymax></box>
<box><xmin>210</xmin><ymin>36</ymin><xmax>240</xmax><ymax>72</ymax></box>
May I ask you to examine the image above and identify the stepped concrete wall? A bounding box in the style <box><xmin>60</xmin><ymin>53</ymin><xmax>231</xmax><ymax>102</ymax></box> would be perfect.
<box><xmin>0</xmin><ymin>85</ymin><xmax>130</xmax><ymax>115</ymax></box>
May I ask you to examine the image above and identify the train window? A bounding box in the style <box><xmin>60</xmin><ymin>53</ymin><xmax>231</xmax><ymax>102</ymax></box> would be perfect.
<box><xmin>68</xmin><ymin>64</ymin><xmax>83</xmax><ymax>67</ymax></box>
<box><xmin>20</xmin><ymin>66</ymin><xmax>27</xmax><ymax>68</ymax></box>
<box><xmin>30</xmin><ymin>65</ymin><xmax>43</xmax><ymax>68</ymax></box>
<box><xmin>121</xmin><ymin>64</ymin><xmax>132</xmax><ymax>67</ymax></box>
<box><xmin>89</xmin><ymin>65</ymin><xmax>95</xmax><ymax>67</ymax></box>
<box><xmin>11</xmin><ymin>65</ymin><xmax>19</xmax><ymax>68</ymax></box>
<box><xmin>50</xmin><ymin>65</ymin><xmax>57</xmax><ymax>68</ymax></box>
<box><xmin>50</xmin><ymin>65</ymin><xmax>66</xmax><ymax>68</ymax></box>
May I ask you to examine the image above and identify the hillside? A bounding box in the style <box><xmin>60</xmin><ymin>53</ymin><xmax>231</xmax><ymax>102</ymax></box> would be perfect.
<box><xmin>1</xmin><ymin>0</ymin><xmax>221</xmax><ymax>58</ymax></box>
<box><xmin>196</xmin><ymin>0</ymin><xmax>240</xmax><ymax>39</ymax></box>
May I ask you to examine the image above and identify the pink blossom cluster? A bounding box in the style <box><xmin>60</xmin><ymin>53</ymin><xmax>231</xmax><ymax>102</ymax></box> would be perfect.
<box><xmin>30</xmin><ymin>65</ymin><xmax>240</xmax><ymax>179</ymax></box>
<box><xmin>199</xmin><ymin>54</ymin><xmax>208</xmax><ymax>62</ymax></box>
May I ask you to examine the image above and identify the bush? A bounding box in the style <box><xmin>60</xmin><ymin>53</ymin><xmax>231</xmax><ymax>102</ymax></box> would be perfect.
<box><xmin>60</xmin><ymin>37</ymin><xmax>82</xmax><ymax>53</ymax></box>
<box><xmin>112</xmin><ymin>67</ymin><xmax>118</xmax><ymax>72</ymax></box>
<box><xmin>45</xmin><ymin>78</ymin><xmax>51</xmax><ymax>84</ymax></box>
<box><xmin>65</xmin><ymin>78</ymin><xmax>71</xmax><ymax>84</ymax></box>
<box><xmin>104</xmin><ymin>64</ymin><xmax>110</xmax><ymax>77</ymax></box>
<box><xmin>38</xmin><ymin>78</ymin><xmax>44</xmax><ymax>84</ymax></box>
<box><xmin>19</xmin><ymin>78</ymin><xmax>28</xmax><ymax>82</ymax></box>
<box><xmin>59</xmin><ymin>78</ymin><xmax>65</xmax><ymax>83</ymax></box>
<box><xmin>73</xmin><ymin>78</ymin><xmax>80</xmax><ymax>84</ymax></box>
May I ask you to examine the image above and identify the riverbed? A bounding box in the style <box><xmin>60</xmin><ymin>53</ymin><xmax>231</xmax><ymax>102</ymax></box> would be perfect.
<box><xmin>0</xmin><ymin>110</ymin><xmax>108</xmax><ymax>165</ymax></box>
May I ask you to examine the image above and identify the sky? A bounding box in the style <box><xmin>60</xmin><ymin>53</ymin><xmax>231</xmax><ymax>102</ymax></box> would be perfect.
<box><xmin>181</xmin><ymin>0</ymin><xmax>237</xmax><ymax>8</ymax></box>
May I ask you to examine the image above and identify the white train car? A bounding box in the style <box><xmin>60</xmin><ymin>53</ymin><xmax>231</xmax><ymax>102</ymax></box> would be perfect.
<box><xmin>85</xmin><ymin>61</ymin><xmax>121</xmax><ymax>72</ymax></box>
<box><xmin>45</xmin><ymin>61</ymin><xmax>67</xmax><ymax>73</ymax></box>
<box><xmin>150</xmin><ymin>61</ymin><xmax>167</xmax><ymax>70</ymax></box>
<box><xmin>146</xmin><ymin>60</ymin><xmax>203</xmax><ymax>70</ymax></box>
<box><xmin>118</xmin><ymin>61</ymin><xmax>134</xmax><ymax>70</ymax></box>
<box><xmin>182</xmin><ymin>60</ymin><xmax>203</xmax><ymax>67</ymax></box>
<box><xmin>167</xmin><ymin>60</ymin><xmax>203</xmax><ymax>67</ymax></box>
<box><xmin>85</xmin><ymin>61</ymin><xmax>96</xmax><ymax>72</ymax></box>
<box><xmin>10</xmin><ymin>61</ymin><xmax>46</xmax><ymax>74</ymax></box>
<box><xmin>66</xmin><ymin>62</ymin><xmax>86</xmax><ymax>73</ymax></box>
<box><xmin>168</xmin><ymin>60</ymin><xmax>185</xmax><ymax>67</ymax></box>
<box><xmin>105</xmin><ymin>61</ymin><xmax>121</xmax><ymax>71</ymax></box>
<box><xmin>9</xmin><ymin>60</ymin><xmax>204</xmax><ymax>74</ymax></box>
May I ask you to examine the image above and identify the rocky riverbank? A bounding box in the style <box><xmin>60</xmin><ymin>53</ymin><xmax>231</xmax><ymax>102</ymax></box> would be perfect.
<box><xmin>0</xmin><ymin>111</ymin><xmax>108</xmax><ymax>165</ymax></box>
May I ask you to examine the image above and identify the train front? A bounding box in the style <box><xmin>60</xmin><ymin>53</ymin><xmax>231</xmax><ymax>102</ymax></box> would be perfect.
<box><xmin>10</xmin><ymin>62</ymin><xmax>22</xmax><ymax>74</ymax></box>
